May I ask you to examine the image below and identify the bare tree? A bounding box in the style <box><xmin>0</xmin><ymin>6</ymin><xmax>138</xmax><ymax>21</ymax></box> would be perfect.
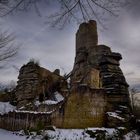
<box><xmin>0</xmin><ymin>0</ymin><xmax>131</xmax><ymax>28</ymax></box>
<box><xmin>130</xmin><ymin>88</ymin><xmax>138</xmax><ymax>112</ymax></box>
<box><xmin>0</xmin><ymin>31</ymin><xmax>18</xmax><ymax>68</ymax></box>
<box><xmin>130</xmin><ymin>88</ymin><xmax>140</xmax><ymax>119</ymax></box>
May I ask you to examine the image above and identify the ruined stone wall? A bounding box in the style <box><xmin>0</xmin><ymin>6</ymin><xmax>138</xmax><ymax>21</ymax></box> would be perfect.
<box><xmin>15</xmin><ymin>62</ymin><xmax>40</xmax><ymax>107</ymax></box>
<box><xmin>71</xmin><ymin>20</ymin><xmax>130</xmax><ymax>110</ymax></box>
<box><xmin>15</xmin><ymin>62</ymin><xmax>67</xmax><ymax>107</ymax></box>
<box><xmin>0</xmin><ymin>20</ymin><xmax>132</xmax><ymax>131</ymax></box>
<box><xmin>56</xmin><ymin>89</ymin><xmax>107</xmax><ymax>128</ymax></box>
<box><xmin>99</xmin><ymin>52</ymin><xmax>130</xmax><ymax>110</ymax></box>
<box><xmin>76</xmin><ymin>20</ymin><xmax>98</xmax><ymax>52</ymax></box>
<box><xmin>0</xmin><ymin>101</ymin><xmax>64</xmax><ymax>131</ymax></box>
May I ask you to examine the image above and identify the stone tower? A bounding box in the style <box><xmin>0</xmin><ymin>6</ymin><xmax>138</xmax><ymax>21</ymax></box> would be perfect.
<box><xmin>71</xmin><ymin>20</ymin><xmax>100</xmax><ymax>88</ymax></box>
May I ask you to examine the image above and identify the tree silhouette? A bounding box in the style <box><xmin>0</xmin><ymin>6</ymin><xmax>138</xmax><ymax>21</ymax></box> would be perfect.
<box><xmin>0</xmin><ymin>0</ymin><xmax>130</xmax><ymax>28</ymax></box>
<box><xmin>0</xmin><ymin>31</ymin><xmax>18</xmax><ymax>68</ymax></box>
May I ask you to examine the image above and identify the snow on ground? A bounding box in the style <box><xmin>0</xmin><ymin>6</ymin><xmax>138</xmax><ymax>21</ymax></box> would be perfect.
<box><xmin>0</xmin><ymin>129</ymin><xmax>27</xmax><ymax>140</ymax></box>
<box><xmin>43</xmin><ymin>128</ymin><xmax>140</xmax><ymax>140</ymax></box>
<box><xmin>0</xmin><ymin>129</ymin><xmax>42</xmax><ymax>140</ymax></box>
<box><xmin>54</xmin><ymin>91</ymin><xmax>64</xmax><ymax>102</ymax></box>
<box><xmin>0</xmin><ymin>102</ymin><xmax>16</xmax><ymax>115</ymax></box>
<box><xmin>45</xmin><ymin>129</ymin><xmax>94</xmax><ymax>140</ymax></box>
<box><xmin>124</xmin><ymin>130</ymin><xmax>140</xmax><ymax>140</ymax></box>
<box><xmin>86</xmin><ymin>127</ymin><xmax>116</xmax><ymax>135</ymax></box>
<box><xmin>0</xmin><ymin>128</ymin><xmax>140</xmax><ymax>140</ymax></box>
<box><xmin>45</xmin><ymin>128</ymin><xmax>140</xmax><ymax>140</ymax></box>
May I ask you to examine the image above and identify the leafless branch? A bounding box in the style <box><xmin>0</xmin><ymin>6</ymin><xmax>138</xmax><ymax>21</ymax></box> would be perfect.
<box><xmin>87</xmin><ymin>0</ymin><xmax>106</xmax><ymax>29</ymax></box>
<box><xmin>0</xmin><ymin>0</ymin><xmax>24</xmax><ymax>17</ymax></box>
<box><xmin>0</xmin><ymin>0</ymin><xmax>130</xmax><ymax>28</ymax></box>
<box><xmin>0</xmin><ymin>31</ymin><xmax>18</xmax><ymax>68</ymax></box>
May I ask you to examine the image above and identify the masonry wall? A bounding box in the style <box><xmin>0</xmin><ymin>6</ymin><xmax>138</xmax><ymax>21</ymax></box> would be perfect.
<box><xmin>56</xmin><ymin>89</ymin><xmax>107</xmax><ymax>128</ymax></box>
<box><xmin>0</xmin><ymin>89</ymin><xmax>106</xmax><ymax>130</ymax></box>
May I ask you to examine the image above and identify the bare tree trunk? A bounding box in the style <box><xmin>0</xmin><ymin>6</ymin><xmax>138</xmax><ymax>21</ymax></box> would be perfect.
<box><xmin>130</xmin><ymin>88</ymin><xmax>137</xmax><ymax>113</ymax></box>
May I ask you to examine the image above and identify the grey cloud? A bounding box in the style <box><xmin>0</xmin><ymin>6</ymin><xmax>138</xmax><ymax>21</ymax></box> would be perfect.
<box><xmin>0</xmin><ymin>1</ymin><xmax>140</xmax><ymax>88</ymax></box>
<box><xmin>125</xmin><ymin>72</ymin><xmax>135</xmax><ymax>76</ymax></box>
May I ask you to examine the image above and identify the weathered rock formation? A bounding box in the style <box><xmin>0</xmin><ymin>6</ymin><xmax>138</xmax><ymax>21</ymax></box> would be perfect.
<box><xmin>69</xmin><ymin>20</ymin><xmax>132</xmax><ymax>128</ymax></box>
<box><xmin>15</xmin><ymin>61</ymin><xmax>68</xmax><ymax>107</ymax></box>
<box><xmin>71</xmin><ymin>20</ymin><xmax>130</xmax><ymax>107</ymax></box>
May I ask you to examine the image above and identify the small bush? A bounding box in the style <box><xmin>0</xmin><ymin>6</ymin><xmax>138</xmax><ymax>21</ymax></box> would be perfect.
<box><xmin>29</xmin><ymin>58</ymin><xmax>40</xmax><ymax>66</ymax></box>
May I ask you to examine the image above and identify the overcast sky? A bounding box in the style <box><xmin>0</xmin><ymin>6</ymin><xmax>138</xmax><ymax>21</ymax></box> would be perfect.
<box><xmin>0</xmin><ymin>0</ymin><xmax>140</xmax><ymax>88</ymax></box>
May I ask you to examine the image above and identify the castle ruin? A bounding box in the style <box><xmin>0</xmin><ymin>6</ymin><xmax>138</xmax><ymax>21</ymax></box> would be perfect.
<box><xmin>0</xmin><ymin>20</ymin><xmax>132</xmax><ymax>130</ymax></box>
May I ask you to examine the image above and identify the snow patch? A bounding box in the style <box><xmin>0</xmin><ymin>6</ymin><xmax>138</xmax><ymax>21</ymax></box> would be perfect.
<box><xmin>0</xmin><ymin>102</ymin><xmax>16</xmax><ymax>115</ymax></box>
<box><xmin>0</xmin><ymin>129</ymin><xmax>42</xmax><ymax>140</ymax></box>
<box><xmin>87</xmin><ymin>127</ymin><xmax>116</xmax><ymax>135</ymax></box>
<box><xmin>124</xmin><ymin>130</ymin><xmax>140</xmax><ymax>140</ymax></box>
<box><xmin>119</xmin><ymin>105</ymin><xmax>128</xmax><ymax>109</ymax></box>
<box><xmin>54</xmin><ymin>91</ymin><xmax>64</xmax><ymax>102</ymax></box>
<box><xmin>34</xmin><ymin>92</ymin><xmax>64</xmax><ymax>107</ymax></box>
<box><xmin>45</xmin><ymin>129</ymin><xmax>93</xmax><ymax>140</ymax></box>
<box><xmin>35</xmin><ymin>100</ymin><xmax>58</xmax><ymax>107</ymax></box>
<box><xmin>107</xmin><ymin>112</ymin><xmax>125</xmax><ymax>121</ymax></box>
<box><xmin>15</xmin><ymin>110</ymin><xmax>54</xmax><ymax>114</ymax></box>
<box><xmin>44</xmin><ymin>100</ymin><xmax>58</xmax><ymax>105</ymax></box>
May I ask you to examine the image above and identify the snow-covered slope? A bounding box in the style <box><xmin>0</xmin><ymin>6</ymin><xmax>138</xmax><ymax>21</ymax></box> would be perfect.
<box><xmin>0</xmin><ymin>129</ymin><xmax>42</xmax><ymax>140</ymax></box>
<box><xmin>0</xmin><ymin>129</ymin><xmax>27</xmax><ymax>140</ymax></box>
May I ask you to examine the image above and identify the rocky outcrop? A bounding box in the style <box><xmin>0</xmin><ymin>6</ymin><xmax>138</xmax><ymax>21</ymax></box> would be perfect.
<box><xmin>106</xmin><ymin>105</ymin><xmax>132</xmax><ymax>128</ymax></box>
<box><xmin>71</xmin><ymin>20</ymin><xmax>130</xmax><ymax>106</ymax></box>
<box><xmin>71</xmin><ymin>20</ymin><xmax>132</xmax><ymax>127</ymax></box>
<box><xmin>99</xmin><ymin>52</ymin><xmax>130</xmax><ymax>108</ymax></box>
<box><xmin>15</xmin><ymin>62</ymin><xmax>40</xmax><ymax>107</ymax></box>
